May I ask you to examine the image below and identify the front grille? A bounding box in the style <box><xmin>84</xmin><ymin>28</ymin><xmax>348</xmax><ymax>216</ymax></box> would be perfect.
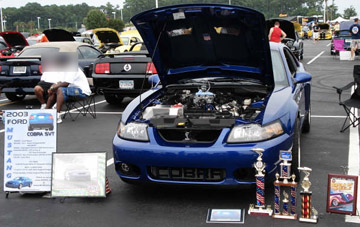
<box><xmin>148</xmin><ymin>166</ymin><xmax>226</xmax><ymax>182</ymax></box>
<box><xmin>157</xmin><ymin>129</ymin><xmax>222</xmax><ymax>143</ymax></box>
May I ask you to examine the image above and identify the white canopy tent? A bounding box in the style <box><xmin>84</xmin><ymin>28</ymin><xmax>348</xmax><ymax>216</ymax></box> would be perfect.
<box><xmin>330</xmin><ymin>16</ymin><xmax>348</xmax><ymax>23</ymax></box>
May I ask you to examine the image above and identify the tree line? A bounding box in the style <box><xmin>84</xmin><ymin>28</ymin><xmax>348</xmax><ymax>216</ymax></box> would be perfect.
<box><xmin>1</xmin><ymin>1</ymin><xmax>357</xmax><ymax>34</ymax></box>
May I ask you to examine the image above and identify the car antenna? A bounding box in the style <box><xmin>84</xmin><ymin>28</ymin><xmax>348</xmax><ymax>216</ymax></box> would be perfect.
<box><xmin>139</xmin><ymin>22</ymin><xmax>167</xmax><ymax>116</ymax></box>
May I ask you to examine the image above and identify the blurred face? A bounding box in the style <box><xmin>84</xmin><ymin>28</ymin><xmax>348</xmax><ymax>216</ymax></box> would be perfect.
<box><xmin>41</xmin><ymin>52</ymin><xmax>78</xmax><ymax>72</ymax></box>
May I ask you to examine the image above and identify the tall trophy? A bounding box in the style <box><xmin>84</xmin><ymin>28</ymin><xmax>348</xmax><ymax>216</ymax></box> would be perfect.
<box><xmin>273</xmin><ymin>149</ymin><xmax>297</xmax><ymax>220</ymax></box>
<box><xmin>298</xmin><ymin>167</ymin><xmax>318</xmax><ymax>223</ymax></box>
<box><xmin>248</xmin><ymin>148</ymin><xmax>273</xmax><ymax>216</ymax></box>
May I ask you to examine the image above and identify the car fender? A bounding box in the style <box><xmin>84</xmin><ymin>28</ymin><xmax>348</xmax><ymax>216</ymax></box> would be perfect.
<box><xmin>121</xmin><ymin>88</ymin><xmax>162</xmax><ymax>124</ymax></box>
<box><xmin>262</xmin><ymin>86</ymin><xmax>298</xmax><ymax>135</ymax></box>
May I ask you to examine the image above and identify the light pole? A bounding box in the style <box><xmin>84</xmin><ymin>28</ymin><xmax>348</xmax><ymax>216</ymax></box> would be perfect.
<box><xmin>3</xmin><ymin>20</ymin><xmax>6</xmax><ymax>30</ymax></box>
<box><xmin>229</xmin><ymin>0</ymin><xmax>231</xmax><ymax>5</ymax></box>
<box><xmin>120</xmin><ymin>8</ymin><xmax>123</xmax><ymax>21</ymax></box>
<box><xmin>323</xmin><ymin>0</ymin><xmax>327</xmax><ymax>22</ymax></box>
<box><xmin>37</xmin><ymin>17</ymin><xmax>40</xmax><ymax>30</ymax></box>
<box><xmin>155</xmin><ymin>0</ymin><xmax>158</xmax><ymax>8</ymax></box>
<box><xmin>112</xmin><ymin>11</ymin><xmax>116</xmax><ymax>19</ymax></box>
<box><xmin>48</xmin><ymin>18</ymin><xmax>51</xmax><ymax>29</ymax></box>
<box><xmin>0</xmin><ymin>7</ymin><xmax>3</xmax><ymax>32</ymax></box>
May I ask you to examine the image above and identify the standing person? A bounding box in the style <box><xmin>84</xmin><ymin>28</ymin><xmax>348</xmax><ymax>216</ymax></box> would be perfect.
<box><xmin>268</xmin><ymin>21</ymin><xmax>287</xmax><ymax>43</ymax></box>
<box><xmin>349</xmin><ymin>18</ymin><xmax>360</xmax><ymax>60</ymax></box>
<box><xmin>313</xmin><ymin>22</ymin><xmax>320</xmax><ymax>44</ymax></box>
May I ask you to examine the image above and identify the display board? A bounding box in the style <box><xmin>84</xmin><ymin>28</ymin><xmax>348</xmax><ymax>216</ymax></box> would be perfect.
<box><xmin>326</xmin><ymin>174</ymin><xmax>358</xmax><ymax>215</ymax></box>
<box><xmin>3</xmin><ymin>109</ymin><xmax>57</xmax><ymax>192</ymax></box>
<box><xmin>51</xmin><ymin>152</ymin><xmax>106</xmax><ymax>198</ymax></box>
<box><xmin>206</xmin><ymin>209</ymin><xmax>245</xmax><ymax>224</ymax></box>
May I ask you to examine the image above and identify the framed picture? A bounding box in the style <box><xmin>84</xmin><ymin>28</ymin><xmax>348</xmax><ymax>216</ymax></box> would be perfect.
<box><xmin>326</xmin><ymin>174</ymin><xmax>358</xmax><ymax>215</ymax></box>
<box><xmin>51</xmin><ymin>152</ymin><xmax>107</xmax><ymax>198</ymax></box>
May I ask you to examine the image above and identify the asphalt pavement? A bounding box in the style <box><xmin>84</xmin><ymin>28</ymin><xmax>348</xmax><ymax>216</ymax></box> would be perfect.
<box><xmin>0</xmin><ymin>40</ymin><xmax>360</xmax><ymax>227</ymax></box>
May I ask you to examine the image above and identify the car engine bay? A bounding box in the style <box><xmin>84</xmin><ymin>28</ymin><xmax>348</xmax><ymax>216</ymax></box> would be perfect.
<box><xmin>141</xmin><ymin>82</ymin><xmax>269</xmax><ymax>129</ymax></box>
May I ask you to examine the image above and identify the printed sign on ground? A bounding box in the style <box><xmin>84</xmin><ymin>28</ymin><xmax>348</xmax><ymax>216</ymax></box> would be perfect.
<box><xmin>51</xmin><ymin>152</ymin><xmax>106</xmax><ymax>198</ymax></box>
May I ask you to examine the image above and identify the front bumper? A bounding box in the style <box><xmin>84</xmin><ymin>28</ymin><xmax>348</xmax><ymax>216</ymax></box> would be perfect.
<box><xmin>113</xmin><ymin>128</ymin><xmax>293</xmax><ymax>185</ymax></box>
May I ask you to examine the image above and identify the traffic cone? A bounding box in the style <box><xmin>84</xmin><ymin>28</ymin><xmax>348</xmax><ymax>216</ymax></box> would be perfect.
<box><xmin>105</xmin><ymin>177</ymin><xmax>111</xmax><ymax>195</ymax></box>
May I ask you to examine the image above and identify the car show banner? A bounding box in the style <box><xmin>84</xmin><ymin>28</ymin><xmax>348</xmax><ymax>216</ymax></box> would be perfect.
<box><xmin>51</xmin><ymin>152</ymin><xmax>106</xmax><ymax>198</ymax></box>
<box><xmin>3</xmin><ymin>109</ymin><xmax>57</xmax><ymax>192</ymax></box>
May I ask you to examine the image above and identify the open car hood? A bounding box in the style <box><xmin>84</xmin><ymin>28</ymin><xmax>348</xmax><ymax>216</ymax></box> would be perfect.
<box><xmin>93</xmin><ymin>28</ymin><xmax>122</xmax><ymax>44</ymax></box>
<box><xmin>43</xmin><ymin>29</ymin><xmax>75</xmax><ymax>42</ymax></box>
<box><xmin>318</xmin><ymin>23</ymin><xmax>330</xmax><ymax>31</ymax></box>
<box><xmin>131</xmin><ymin>4</ymin><xmax>273</xmax><ymax>86</ymax></box>
<box><xmin>266</xmin><ymin>19</ymin><xmax>295</xmax><ymax>40</ymax></box>
<box><xmin>0</xmin><ymin>31</ymin><xmax>28</xmax><ymax>47</ymax></box>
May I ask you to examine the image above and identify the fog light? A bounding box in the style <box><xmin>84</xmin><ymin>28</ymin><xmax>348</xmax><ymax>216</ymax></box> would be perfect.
<box><xmin>115</xmin><ymin>162</ymin><xmax>141</xmax><ymax>177</ymax></box>
<box><xmin>121</xmin><ymin>163</ymin><xmax>130</xmax><ymax>172</ymax></box>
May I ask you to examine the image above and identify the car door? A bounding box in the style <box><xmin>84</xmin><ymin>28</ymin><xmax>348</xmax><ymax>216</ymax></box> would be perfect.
<box><xmin>77</xmin><ymin>45</ymin><xmax>102</xmax><ymax>77</ymax></box>
<box><xmin>283</xmin><ymin>47</ymin><xmax>306</xmax><ymax>121</ymax></box>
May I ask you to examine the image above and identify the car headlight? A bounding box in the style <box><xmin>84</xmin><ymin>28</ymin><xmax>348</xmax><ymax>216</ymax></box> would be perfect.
<box><xmin>227</xmin><ymin>121</ymin><xmax>284</xmax><ymax>143</ymax></box>
<box><xmin>117</xmin><ymin>122</ymin><xmax>149</xmax><ymax>141</ymax></box>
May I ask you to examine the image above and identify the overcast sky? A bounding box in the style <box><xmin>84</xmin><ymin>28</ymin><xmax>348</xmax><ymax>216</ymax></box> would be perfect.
<box><xmin>0</xmin><ymin>0</ymin><xmax>359</xmax><ymax>16</ymax></box>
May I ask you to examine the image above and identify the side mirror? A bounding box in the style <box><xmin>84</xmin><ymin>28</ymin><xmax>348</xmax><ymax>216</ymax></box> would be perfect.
<box><xmin>148</xmin><ymin>74</ymin><xmax>160</xmax><ymax>87</ymax></box>
<box><xmin>294</xmin><ymin>72</ymin><xmax>312</xmax><ymax>84</ymax></box>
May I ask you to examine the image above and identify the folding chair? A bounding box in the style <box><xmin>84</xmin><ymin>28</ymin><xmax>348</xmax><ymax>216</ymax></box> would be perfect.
<box><xmin>333</xmin><ymin>65</ymin><xmax>360</xmax><ymax>132</ymax></box>
<box><xmin>62</xmin><ymin>86</ymin><xmax>97</xmax><ymax>121</ymax></box>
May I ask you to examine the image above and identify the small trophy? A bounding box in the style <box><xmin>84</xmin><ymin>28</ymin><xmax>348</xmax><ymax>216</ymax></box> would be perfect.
<box><xmin>298</xmin><ymin>167</ymin><xmax>318</xmax><ymax>223</ymax></box>
<box><xmin>248</xmin><ymin>148</ymin><xmax>273</xmax><ymax>216</ymax></box>
<box><xmin>273</xmin><ymin>149</ymin><xmax>297</xmax><ymax>220</ymax></box>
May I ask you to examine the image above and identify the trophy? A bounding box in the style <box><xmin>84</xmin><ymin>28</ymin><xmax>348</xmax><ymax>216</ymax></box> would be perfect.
<box><xmin>272</xmin><ymin>149</ymin><xmax>297</xmax><ymax>220</ymax></box>
<box><xmin>248</xmin><ymin>148</ymin><xmax>273</xmax><ymax>216</ymax></box>
<box><xmin>298</xmin><ymin>167</ymin><xmax>318</xmax><ymax>223</ymax></box>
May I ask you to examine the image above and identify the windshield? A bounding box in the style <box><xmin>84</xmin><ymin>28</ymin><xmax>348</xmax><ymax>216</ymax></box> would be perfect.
<box><xmin>302</xmin><ymin>27</ymin><xmax>309</xmax><ymax>32</ymax></box>
<box><xmin>271</xmin><ymin>50</ymin><xmax>289</xmax><ymax>87</ymax></box>
<box><xmin>18</xmin><ymin>47</ymin><xmax>59</xmax><ymax>57</ymax></box>
<box><xmin>121</xmin><ymin>37</ymin><xmax>129</xmax><ymax>45</ymax></box>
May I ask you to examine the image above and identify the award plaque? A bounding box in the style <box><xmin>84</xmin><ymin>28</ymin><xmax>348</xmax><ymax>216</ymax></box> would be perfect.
<box><xmin>273</xmin><ymin>149</ymin><xmax>297</xmax><ymax>220</ymax></box>
<box><xmin>248</xmin><ymin>148</ymin><xmax>273</xmax><ymax>216</ymax></box>
<box><xmin>298</xmin><ymin>167</ymin><xmax>318</xmax><ymax>223</ymax></box>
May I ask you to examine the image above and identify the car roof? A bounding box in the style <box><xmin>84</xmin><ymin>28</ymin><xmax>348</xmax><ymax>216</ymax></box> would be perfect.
<box><xmin>22</xmin><ymin>41</ymin><xmax>90</xmax><ymax>52</ymax></box>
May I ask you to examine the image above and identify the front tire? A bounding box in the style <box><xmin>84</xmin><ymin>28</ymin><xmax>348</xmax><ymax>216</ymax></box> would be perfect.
<box><xmin>18</xmin><ymin>183</ymin><xmax>23</xmax><ymax>189</ymax></box>
<box><xmin>104</xmin><ymin>93</ymin><xmax>124</xmax><ymax>105</ymax></box>
<box><xmin>5</xmin><ymin>93</ymin><xmax>26</xmax><ymax>101</ymax></box>
<box><xmin>302</xmin><ymin>106</ymin><xmax>311</xmax><ymax>133</ymax></box>
<box><xmin>291</xmin><ymin>118</ymin><xmax>301</xmax><ymax>181</ymax></box>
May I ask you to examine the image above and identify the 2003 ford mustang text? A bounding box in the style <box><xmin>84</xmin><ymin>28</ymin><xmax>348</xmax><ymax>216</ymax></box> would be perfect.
<box><xmin>113</xmin><ymin>4</ymin><xmax>312</xmax><ymax>185</ymax></box>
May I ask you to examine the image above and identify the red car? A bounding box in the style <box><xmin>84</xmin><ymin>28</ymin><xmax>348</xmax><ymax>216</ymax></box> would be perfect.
<box><xmin>0</xmin><ymin>31</ymin><xmax>29</xmax><ymax>58</ymax></box>
<box><xmin>329</xmin><ymin>193</ymin><xmax>354</xmax><ymax>207</ymax></box>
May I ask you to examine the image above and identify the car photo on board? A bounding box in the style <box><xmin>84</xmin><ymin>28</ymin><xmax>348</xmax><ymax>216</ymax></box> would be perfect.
<box><xmin>5</xmin><ymin>177</ymin><xmax>33</xmax><ymax>189</ymax></box>
<box><xmin>28</xmin><ymin>112</ymin><xmax>54</xmax><ymax>131</ymax></box>
<box><xmin>112</xmin><ymin>4</ymin><xmax>311</xmax><ymax>186</ymax></box>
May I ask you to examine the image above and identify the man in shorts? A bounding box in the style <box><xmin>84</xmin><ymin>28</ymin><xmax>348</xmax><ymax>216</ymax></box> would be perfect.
<box><xmin>45</xmin><ymin>67</ymin><xmax>91</xmax><ymax>123</ymax></box>
<box><xmin>312</xmin><ymin>22</ymin><xmax>320</xmax><ymax>44</ymax></box>
<box><xmin>34</xmin><ymin>71</ymin><xmax>64</xmax><ymax>110</ymax></box>
<box><xmin>350</xmin><ymin>18</ymin><xmax>360</xmax><ymax>60</ymax></box>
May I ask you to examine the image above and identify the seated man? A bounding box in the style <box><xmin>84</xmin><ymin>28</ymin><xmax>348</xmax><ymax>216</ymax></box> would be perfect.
<box><xmin>34</xmin><ymin>72</ymin><xmax>58</xmax><ymax>109</ymax></box>
<box><xmin>46</xmin><ymin>67</ymin><xmax>91</xmax><ymax>123</ymax></box>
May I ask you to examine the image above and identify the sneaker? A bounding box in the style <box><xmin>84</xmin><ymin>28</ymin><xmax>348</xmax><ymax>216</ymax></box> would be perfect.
<box><xmin>40</xmin><ymin>104</ymin><xmax>46</xmax><ymax>109</ymax></box>
<box><xmin>52</xmin><ymin>103</ymin><xmax>57</xmax><ymax>109</ymax></box>
<box><xmin>57</xmin><ymin>113</ymin><xmax>62</xmax><ymax>124</ymax></box>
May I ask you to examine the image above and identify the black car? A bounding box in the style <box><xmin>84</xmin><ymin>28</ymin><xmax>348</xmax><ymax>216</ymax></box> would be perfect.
<box><xmin>92</xmin><ymin>46</ymin><xmax>156</xmax><ymax>104</ymax></box>
<box><xmin>0</xmin><ymin>30</ymin><xmax>102</xmax><ymax>101</ymax></box>
<box><xmin>266</xmin><ymin>19</ymin><xmax>304</xmax><ymax>60</ymax></box>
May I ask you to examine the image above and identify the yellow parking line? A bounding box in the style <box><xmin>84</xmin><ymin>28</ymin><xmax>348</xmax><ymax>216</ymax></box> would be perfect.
<box><xmin>0</xmin><ymin>101</ymin><xmax>18</xmax><ymax>106</ymax></box>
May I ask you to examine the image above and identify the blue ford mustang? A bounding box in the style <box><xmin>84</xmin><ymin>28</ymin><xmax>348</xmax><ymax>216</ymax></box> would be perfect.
<box><xmin>6</xmin><ymin>177</ymin><xmax>33</xmax><ymax>189</ymax></box>
<box><xmin>113</xmin><ymin>4</ymin><xmax>311</xmax><ymax>185</ymax></box>
<box><xmin>28</xmin><ymin>112</ymin><xmax>54</xmax><ymax>131</ymax></box>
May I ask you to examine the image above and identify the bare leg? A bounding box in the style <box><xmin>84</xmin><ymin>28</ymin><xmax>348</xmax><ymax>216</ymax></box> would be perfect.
<box><xmin>34</xmin><ymin>85</ymin><xmax>45</xmax><ymax>104</ymax></box>
<box><xmin>46</xmin><ymin>92</ymin><xmax>56</xmax><ymax>109</ymax></box>
<box><xmin>56</xmin><ymin>88</ymin><xmax>65</xmax><ymax>113</ymax></box>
